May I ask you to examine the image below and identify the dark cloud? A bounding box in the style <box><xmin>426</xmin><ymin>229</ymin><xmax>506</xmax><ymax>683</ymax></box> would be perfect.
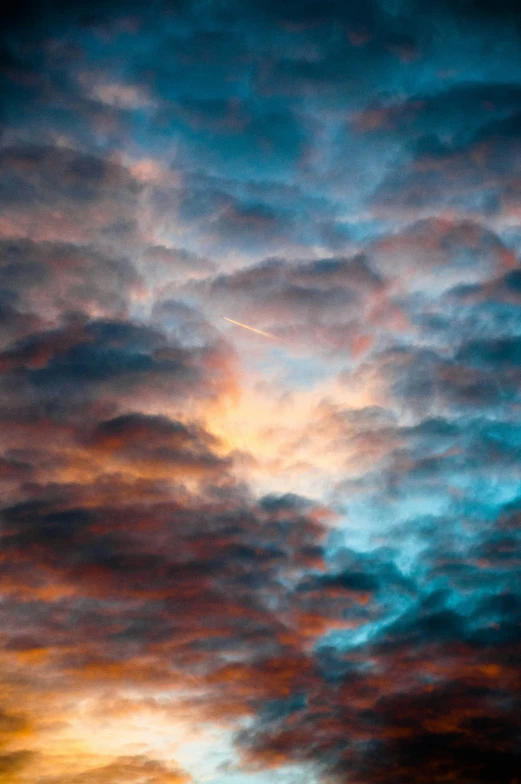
<box><xmin>87</xmin><ymin>412</ymin><xmax>228</xmax><ymax>474</ymax></box>
<box><xmin>0</xmin><ymin>478</ymin><xmax>331</xmax><ymax>689</ymax></box>
<box><xmin>0</xmin><ymin>145</ymin><xmax>143</xmax><ymax>245</ymax></box>
<box><xmin>0</xmin><ymin>315</ymin><xmax>235</xmax><ymax>428</ymax></box>
<box><xmin>0</xmin><ymin>750</ymin><xmax>37</xmax><ymax>775</ymax></box>
<box><xmin>428</xmin><ymin>0</ymin><xmax>521</xmax><ymax>26</ymax></box>
<box><xmin>372</xmin><ymin>109</ymin><xmax>521</xmax><ymax>220</ymax></box>
<box><xmin>0</xmin><ymin>239</ymin><xmax>140</xmax><ymax>342</ymax></box>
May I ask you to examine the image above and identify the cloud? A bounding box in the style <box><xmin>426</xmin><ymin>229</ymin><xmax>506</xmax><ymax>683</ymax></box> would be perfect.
<box><xmin>43</xmin><ymin>755</ymin><xmax>190</xmax><ymax>783</ymax></box>
<box><xmin>86</xmin><ymin>412</ymin><xmax>229</xmax><ymax>477</ymax></box>
<box><xmin>0</xmin><ymin>239</ymin><xmax>141</xmax><ymax>340</ymax></box>
<box><xmin>187</xmin><ymin>254</ymin><xmax>383</xmax><ymax>353</ymax></box>
<box><xmin>0</xmin><ymin>315</ymin><xmax>236</xmax><ymax>429</ymax></box>
<box><xmin>369</xmin><ymin>218</ymin><xmax>515</xmax><ymax>292</ymax></box>
<box><xmin>372</xmin><ymin>110</ymin><xmax>521</xmax><ymax>223</ymax></box>
<box><xmin>0</xmin><ymin>145</ymin><xmax>143</xmax><ymax>245</ymax></box>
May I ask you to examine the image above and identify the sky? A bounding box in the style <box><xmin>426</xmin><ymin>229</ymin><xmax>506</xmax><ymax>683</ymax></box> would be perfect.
<box><xmin>1</xmin><ymin>0</ymin><xmax>521</xmax><ymax>782</ymax></box>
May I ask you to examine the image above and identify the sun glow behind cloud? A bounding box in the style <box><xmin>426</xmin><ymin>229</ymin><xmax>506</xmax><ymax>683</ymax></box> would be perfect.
<box><xmin>202</xmin><ymin>367</ymin><xmax>379</xmax><ymax>498</ymax></box>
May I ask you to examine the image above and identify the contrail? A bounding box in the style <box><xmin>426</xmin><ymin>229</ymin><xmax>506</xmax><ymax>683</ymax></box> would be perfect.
<box><xmin>223</xmin><ymin>317</ymin><xmax>279</xmax><ymax>340</ymax></box>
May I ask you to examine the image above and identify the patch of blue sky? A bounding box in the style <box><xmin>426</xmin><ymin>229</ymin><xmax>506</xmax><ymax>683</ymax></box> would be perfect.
<box><xmin>205</xmin><ymin>766</ymin><xmax>323</xmax><ymax>784</ymax></box>
<box><xmin>319</xmin><ymin>594</ymin><xmax>415</xmax><ymax>652</ymax></box>
<box><xmin>270</xmin><ymin>349</ymin><xmax>345</xmax><ymax>390</ymax></box>
<box><xmin>343</xmin><ymin>218</ymin><xmax>391</xmax><ymax>245</ymax></box>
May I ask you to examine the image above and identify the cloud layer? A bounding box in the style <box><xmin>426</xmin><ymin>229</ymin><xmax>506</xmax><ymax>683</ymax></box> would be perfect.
<box><xmin>1</xmin><ymin>1</ymin><xmax>521</xmax><ymax>782</ymax></box>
